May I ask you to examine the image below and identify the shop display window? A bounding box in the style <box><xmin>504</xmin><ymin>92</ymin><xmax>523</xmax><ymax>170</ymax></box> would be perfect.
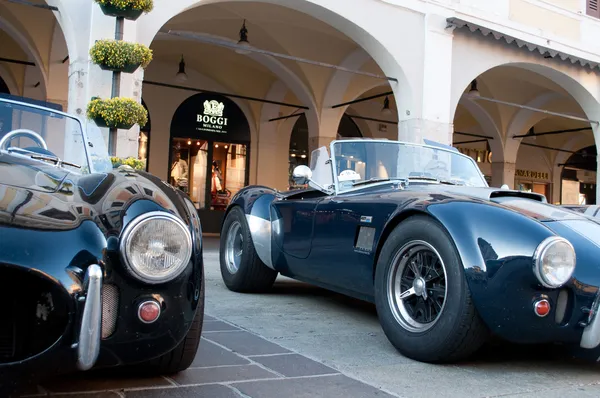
<box><xmin>170</xmin><ymin>138</ymin><xmax>209</xmax><ymax>209</ymax></box>
<box><xmin>211</xmin><ymin>142</ymin><xmax>247</xmax><ymax>210</ymax></box>
<box><xmin>169</xmin><ymin>138</ymin><xmax>247</xmax><ymax>211</ymax></box>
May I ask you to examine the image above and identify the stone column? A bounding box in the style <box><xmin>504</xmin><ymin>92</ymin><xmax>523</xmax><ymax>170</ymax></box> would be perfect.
<box><xmin>491</xmin><ymin>161</ymin><xmax>516</xmax><ymax>189</ymax></box>
<box><xmin>397</xmin><ymin>13</ymin><xmax>454</xmax><ymax>145</ymax></box>
<box><xmin>62</xmin><ymin>3</ymin><xmax>143</xmax><ymax>158</ymax></box>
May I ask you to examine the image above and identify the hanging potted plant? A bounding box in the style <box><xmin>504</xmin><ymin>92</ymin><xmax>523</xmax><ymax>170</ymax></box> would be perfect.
<box><xmin>90</xmin><ymin>39</ymin><xmax>153</xmax><ymax>74</ymax></box>
<box><xmin>87</xmin><ymin>97</ymin><xmax>148</xmax><ymax>130</ymax></box>
<box><xmin>94</xmin><ymin>0</ymin><xmax>154</xmax><ymax>21</ymax></box>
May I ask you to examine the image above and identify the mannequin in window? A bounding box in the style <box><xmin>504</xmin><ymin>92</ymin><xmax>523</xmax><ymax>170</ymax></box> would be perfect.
<box><xmin>211</xmin><ymin>160</ymin><xmax>223</xmax><ymax>193</ymax></box>
<box><xmin>171</xmin><ymin>151</ymin><xmax>189</xmax><ymax>193</ymax></box>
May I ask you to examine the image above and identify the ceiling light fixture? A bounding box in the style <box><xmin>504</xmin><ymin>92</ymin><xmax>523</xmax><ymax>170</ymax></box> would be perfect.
<box><xmin>235</xmin><ymin>19</ymin><xmax>251</xmax><ymax>55</ymax></box>
<box><xmin>175</xmin><ymin>55</ymin><xmax>188</xmax><ymax>82</ymax></box>
<box><xmin>381</xmin><ymin>96</ymin><xmax>393</xmax><ymax>116</ymax></box>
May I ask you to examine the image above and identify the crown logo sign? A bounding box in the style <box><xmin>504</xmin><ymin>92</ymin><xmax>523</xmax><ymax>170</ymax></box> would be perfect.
<box><xmin>203</xmin><ymin>100</ymin><xmax>225</xmax><ymax>117</ymax></box>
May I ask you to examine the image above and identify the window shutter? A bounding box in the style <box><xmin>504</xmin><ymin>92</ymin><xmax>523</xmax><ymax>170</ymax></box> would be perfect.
<box><xmin>587</xmin><ymin>0</ymin><xmax>600</xmax><ymax>18</ymax></box>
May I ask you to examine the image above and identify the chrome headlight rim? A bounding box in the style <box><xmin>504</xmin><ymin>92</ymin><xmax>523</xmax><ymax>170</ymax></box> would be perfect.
<box><xmin>532</xmin><ymin>236</ymin><xmax>576</xmax><ymax>289</ymax></box>
<box><xmin>119</xmin><ymin>210</ymin><xmax>193</xmax><ymax>285</ymax></box>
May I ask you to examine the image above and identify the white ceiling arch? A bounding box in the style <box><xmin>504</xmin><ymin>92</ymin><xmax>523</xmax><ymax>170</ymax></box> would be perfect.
<box><xmin>136</xmin><ymin>0</ymin><xmax>414</xmax><ymax>122</ymax></box>
<box><xmin>153</xmin><ymin>31</ymin><xmax>319</xmax><ymax>137</ymax></box>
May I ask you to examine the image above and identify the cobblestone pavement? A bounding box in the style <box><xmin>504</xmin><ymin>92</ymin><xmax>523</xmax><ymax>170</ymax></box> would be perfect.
<box><xmin>15</xmin><ymin>238</ymin><xmax>600</xmax><ymax>397</ymax></box>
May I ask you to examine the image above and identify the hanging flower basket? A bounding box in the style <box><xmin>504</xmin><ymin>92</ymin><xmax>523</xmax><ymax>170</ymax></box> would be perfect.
<box><xmin>87</xmin><ymin>97</ymin><xmax>148</xmax><ymax>130</ymax></box>
<box><xmin>94</xmin><ymin>0</ymin><xmax>154</xmax><ymax>21</ymax></box>
<box><xmin>110</xmin><ymin>156</ymin><xmax>146</xmax><ymax>170</ymax></box>
<box><xmin>90</xmin><ymin>40</ymin><xmax>153</xmax><ymax>74</ymax></box>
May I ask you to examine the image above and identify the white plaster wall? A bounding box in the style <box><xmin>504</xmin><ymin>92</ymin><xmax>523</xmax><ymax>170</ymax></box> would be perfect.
<box><xmin>36</xmin><ymin>0</ymin><xmax>600</xmax><ymax>198</ymax></box>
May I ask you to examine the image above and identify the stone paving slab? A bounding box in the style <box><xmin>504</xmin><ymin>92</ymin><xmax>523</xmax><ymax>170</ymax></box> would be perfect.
<box><xmin>17</xmin><ymin>314</ymin><xmax>398</xmax><ymax>398</ymax></box>
<box><xmin>13</xmin><ymin>237</ymin><xmax>600</xmax><ymax>397</ymax></box>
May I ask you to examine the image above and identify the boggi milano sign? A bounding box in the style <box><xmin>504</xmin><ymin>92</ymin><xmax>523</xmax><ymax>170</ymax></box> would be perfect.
<box><xmin>170</xmin><ymin>92</ymin><xmax>250</xmax><ymax>143</ymax></box>
<box><xmin>196</xmin><ymin>100</ymin><xmax>228</xmax><ymax>133</ymax></box>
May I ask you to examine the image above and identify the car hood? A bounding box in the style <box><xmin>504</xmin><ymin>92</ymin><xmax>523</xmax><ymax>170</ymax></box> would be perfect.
<box><xmin>0</xmin><ymin>155</ymin><xmax>183</xmax><ymax>232</ymax></box>
<box><xmin>414</xmin><ymin>184</ymin><xmax>591</xmax><ymax>222</ymax></box>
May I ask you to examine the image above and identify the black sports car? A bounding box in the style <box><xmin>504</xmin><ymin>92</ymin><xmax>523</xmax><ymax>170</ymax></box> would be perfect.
<box><xmin>219</xmin><ymin>138</ymin><xmax>600</xmax><ymax>364</ymax></box>
<box><xmin>0</xmin><ymin>97</ymin><xmax>204</xmax><ymax>392</ymax></box>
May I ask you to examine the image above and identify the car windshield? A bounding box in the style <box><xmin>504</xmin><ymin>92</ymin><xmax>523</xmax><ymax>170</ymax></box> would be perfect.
<box><xmin>0</xmin><ymin>98</ymin><xmax>112</xmax><ymax>174</ymax></box>
<box><xmin>330</xmin><ymin>140</ymin><xmax>488</xmax><ymax>192</ymax></box>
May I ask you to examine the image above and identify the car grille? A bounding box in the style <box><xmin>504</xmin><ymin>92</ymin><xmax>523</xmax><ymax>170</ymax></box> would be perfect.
<box><xmin>102</xmin><ymin>284</ymin><xmax>119</xmax><ymax>339</ymax></box>
<box><xmin>0</xmin><ymin>266</ymin><xmax>69</xmax><ymax>364</ymax></box>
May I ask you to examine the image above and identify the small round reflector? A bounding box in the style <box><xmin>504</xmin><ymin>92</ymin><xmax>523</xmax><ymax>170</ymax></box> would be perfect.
<box><xmin>138</xmin><ymin>300</ymin><xmax>161</xmax><ymax>324</ymax></box>
<box><xmin>533</xmin><ymin>299</ymin><xmax>550</xmax><ymax>317</ymax></box>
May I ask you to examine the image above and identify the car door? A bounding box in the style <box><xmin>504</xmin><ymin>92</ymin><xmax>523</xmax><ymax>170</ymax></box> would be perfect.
<box><xmin>271</xmin><ymin>195</ymin><xmax>321</xmax><ymax>260</ymax></box>
<box><xmin>307</xmin><ymin>191</ymin><xmax>389</xmax><ymax>296</ymax></box>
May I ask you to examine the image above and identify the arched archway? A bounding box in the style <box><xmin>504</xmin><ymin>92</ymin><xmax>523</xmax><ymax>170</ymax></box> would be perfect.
<box><xmin>451</xmin><ymin>60</ymin><xmax>599</xmax><ymax>193</ymax></box>
<box><xmin>560</xmin><ymin>145</ymin><xmax>597</xmax><ymax>205</ymax></box>
<box><xmin>0</xmin><ymin>1</ymin><xmax>71</xmax><ymax>104</ymax></box>
<box><xmin>170</xmin><ymin>92</ymin><xmax>251</xmax><ymax>232</ymax></box>
<box><xmin>337</xmin><ymin>114</ymin><xmax>363</xmax><ymax>138</ymax></box>
<box><xmin>137</xmin><ymin>0</ymin><xmax>414</xmax><ymax>123</ymax></box>
<box><xmin>142</xmin><ymin>0</ymin><xmax>412</xmax><ymax>198</ymax></box>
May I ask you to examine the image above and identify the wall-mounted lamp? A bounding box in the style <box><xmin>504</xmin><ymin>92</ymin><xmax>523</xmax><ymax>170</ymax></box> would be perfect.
<box><xmin>469</xmin><ymin>80</ymin><xmax>480</xmax><ymax>97</ymax></box>
<box><xmin>381</xmin><ymin>96</ymin><xmax>392</xmax><ymax>116</ymax></box>
<box><xmin>176</xmin><ymin>55</ymin><xmax>187</xmax><ymax>82</ymax></box>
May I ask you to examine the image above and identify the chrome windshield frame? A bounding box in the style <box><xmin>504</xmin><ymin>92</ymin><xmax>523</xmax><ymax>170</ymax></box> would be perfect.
<box><xmin>328</xmin><ymin>138</ymin><xmax>488</xmax><ymax>195</ymax></box>
<box><xmin>0</xmin><ymin>97</ymin><xmax>96</xmax><ymax>175</ymax></box>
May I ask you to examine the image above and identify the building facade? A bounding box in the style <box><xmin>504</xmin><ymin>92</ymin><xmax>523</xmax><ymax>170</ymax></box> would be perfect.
<box><xmin>2</xmin><ymin>0</ymin><xmax>600</xmax><ymax>231</ymax></box>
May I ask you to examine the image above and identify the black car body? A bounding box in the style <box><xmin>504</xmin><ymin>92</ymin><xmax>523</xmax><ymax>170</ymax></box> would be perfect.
<box><xmin>218</xmin><ymin>138</ymin><xmax>600</xmax><ymax>364</ymax></box>
<box><xmin>0</xmin><ymin>97</ymin><xmax>205</xmax><ymax>391</ymax></box>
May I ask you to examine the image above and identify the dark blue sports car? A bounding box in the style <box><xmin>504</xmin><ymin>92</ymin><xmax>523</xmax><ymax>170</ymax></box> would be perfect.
<box><xmin>0</xmin><ymin>97</ymin><xmax>204</xmax><ymax>393</ymax></box>
<box><xmin>219</xmin><ymin>138</ymin><xmax>600</xmax><ymax>363</ymax></box>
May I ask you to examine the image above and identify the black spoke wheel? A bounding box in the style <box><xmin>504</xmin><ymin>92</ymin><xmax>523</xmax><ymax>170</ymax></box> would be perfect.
<box><xmin>388</xmin><ymin>241</ymin><xmax>447</xmax><ymax>333</ymax></box>
<box><xmin>374</xmin><ymin>215</ymin><xmax>488</xmax><ymax>363</ymax></box>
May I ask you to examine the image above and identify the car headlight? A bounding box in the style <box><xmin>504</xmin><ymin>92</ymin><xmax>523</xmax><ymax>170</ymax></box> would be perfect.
<box><xmin>533</xmin><ymin>236</ymin><xmax>576</xmax><ymax>288</ymax></box>
<box><xmin>120</xmin><ymin>211</ymin><xmax>193</xmax><ymax>284</ymax></box>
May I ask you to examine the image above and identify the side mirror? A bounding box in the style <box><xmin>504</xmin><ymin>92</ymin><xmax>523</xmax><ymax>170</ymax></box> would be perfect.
<box><xmin>292</xmin><ymin>165</ymin><xmax>312</xmax><ymax>185</ymax></box>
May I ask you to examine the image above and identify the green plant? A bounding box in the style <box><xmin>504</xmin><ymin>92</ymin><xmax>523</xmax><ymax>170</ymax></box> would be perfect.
<box><xmin>111</xmin><ymin>156</ymin><xmax>146</xmax><ymax>170</ymax></box>
<box><xmin>94</xmin><ymin>0</ymin><xmax>153</xmax><ymax>12</ymax></box>
<box><xmin>90</xmin><ymin>40</ymin><xmax>153</xmax><ymax>71</ymax></box>
<box><xmin>87</xmin><ymin>97</ymin><xmax>148</xmax><ymax>129</ymax></box>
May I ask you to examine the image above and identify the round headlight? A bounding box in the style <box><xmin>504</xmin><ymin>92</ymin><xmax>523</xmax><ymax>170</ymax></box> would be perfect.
<box><xmin>120</xmin><ymin>211</ymin><xmax>193</xmax><ymax>284</ymax></box>
<box><xmin>533</xmin><ymin>236</ymin><xmax>576</xmax><ymax>288</ymax></box>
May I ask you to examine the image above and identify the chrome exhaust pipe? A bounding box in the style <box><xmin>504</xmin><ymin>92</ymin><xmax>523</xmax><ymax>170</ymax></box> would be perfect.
<box><xmin>76</xmin><ymin>264</ymin><xmax>103</xmax><ymax>371</ymax></box>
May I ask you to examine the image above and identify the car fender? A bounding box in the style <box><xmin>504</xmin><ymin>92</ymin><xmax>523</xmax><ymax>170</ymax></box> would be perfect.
<box><xmin>377</xmin><ymin>199</ymin><xmax>558</xmax><ymax>331</ymax></box>
<box><xmin>224</xmin><ymin>186</ymin><xmax>279</xmax><ymax>270</ymax></box>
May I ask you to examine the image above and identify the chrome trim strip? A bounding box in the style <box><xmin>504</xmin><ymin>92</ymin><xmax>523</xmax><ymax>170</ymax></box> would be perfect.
<box><xmin>581</xmin><ymin>293</ymin><xmax>600</xmax><ymax>349</ymax></box>
<box><xmin>246</xmin><ymin>214</ymin><xmax>275</xmax><ymax>270</ymax></box>
<box><xmin>77</xmin><ymin>264</ymin><xmax>103</xmax><ymax>371</ymax></box>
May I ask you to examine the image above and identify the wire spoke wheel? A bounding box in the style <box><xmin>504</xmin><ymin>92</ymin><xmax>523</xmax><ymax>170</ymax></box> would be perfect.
<box><xmin>225</xmin><ymin>220</ymin><xmax>243</xmax><ymax>274</ymax></box>
<box><xmin>387</xmin><ymin>240</ymin><xmax>448</xmax><ymax>333</ymax></box>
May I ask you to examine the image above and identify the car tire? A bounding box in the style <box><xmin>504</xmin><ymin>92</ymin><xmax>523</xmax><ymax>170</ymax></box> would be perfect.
<box><xmin>374</xmin><ymin>215</ymin><xmax>488</xmax><ymax>363</ymax></box>
<box><xmin>128</xmin><ymin>275</ymin><xmax>205</xmax><ymax>375</ymax></box>
<box><xmin>220</xmin><ymin>205</ymin><xmax>278</xmax><ymax>292</ymax></box>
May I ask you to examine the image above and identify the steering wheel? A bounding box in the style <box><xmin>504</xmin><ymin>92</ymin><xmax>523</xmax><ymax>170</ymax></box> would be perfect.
<box><xmin>0</xmin><ymin>129</ymin><xmax>49</xmax><ymax>151</ymax></box>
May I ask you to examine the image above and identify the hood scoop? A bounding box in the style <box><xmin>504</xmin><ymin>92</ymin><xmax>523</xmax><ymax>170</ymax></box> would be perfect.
<box><xmin>489</xmin><ymin>189</ymin><xmax>546</xmax><ymax>202</ymax></box>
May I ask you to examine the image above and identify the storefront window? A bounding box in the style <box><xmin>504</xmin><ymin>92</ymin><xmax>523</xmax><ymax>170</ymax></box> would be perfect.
<box><xmin>169</xmin><ymin>138</ymin><xmax>207</xmax><ymax>208</ymax></box>
<box><xmin>168</xmin><ymin>93</ymin><xmax>251</xmax><ymax>233</ymax></box>
<box><xmin>211</xmin><ymin>142</ymin><xmax>247</xmax><ymax>210</ymax></box>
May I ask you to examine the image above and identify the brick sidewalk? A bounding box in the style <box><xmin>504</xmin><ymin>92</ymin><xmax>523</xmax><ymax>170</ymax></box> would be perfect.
<box><xmin>20</xmin><ymin>314</ymin><xmax>397</xmax><ymax>398</ymax></box>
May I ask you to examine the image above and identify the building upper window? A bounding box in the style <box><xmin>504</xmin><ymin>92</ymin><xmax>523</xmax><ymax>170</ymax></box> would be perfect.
<box><xmin>587</xmin><ymin>0</ymin><xmax>599</xmax><ymax>18</ymax></box>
